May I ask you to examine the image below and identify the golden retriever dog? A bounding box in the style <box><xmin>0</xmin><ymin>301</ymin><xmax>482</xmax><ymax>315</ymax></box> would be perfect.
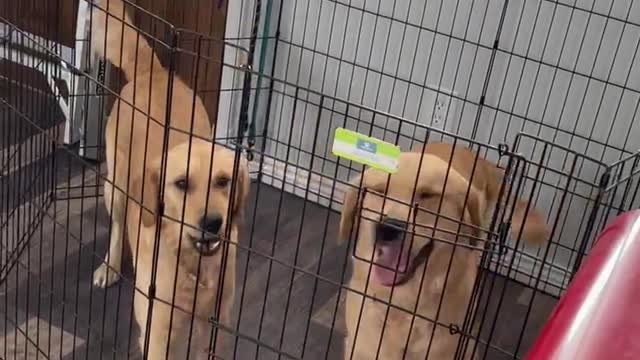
<box><xmin>124</xmin><ymin>141</ymin><xmax>248</xmax><ymax>359</ymax></box>
<box><xmin>90</xmin><ymin>0</ymin><xmax>249</xmax><ymax>358</ymax></box>
<box><xmin>339</xmin><ymin>142</ymin><xmax>549</xmax><ymax>359</ymax></box>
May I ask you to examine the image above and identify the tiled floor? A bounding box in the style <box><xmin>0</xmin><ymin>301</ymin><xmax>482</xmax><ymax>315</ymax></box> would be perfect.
<box><xmin>1</xmin><ymin>156</ymin><xmax>557</xmax><ymax>359</ymax></box>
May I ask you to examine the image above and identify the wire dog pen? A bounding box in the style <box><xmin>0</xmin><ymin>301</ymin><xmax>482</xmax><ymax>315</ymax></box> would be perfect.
<box><xmin>2</xmin><ymin>0</ymin><xmax>640</xmax><ymax>359</ymax></box>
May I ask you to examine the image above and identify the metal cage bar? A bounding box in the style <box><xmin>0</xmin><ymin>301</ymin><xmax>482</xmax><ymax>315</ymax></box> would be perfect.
<box><xmin>2</xmin><ymin>0</ymin><xmax>640</xmax><ymax>359</ymax></box>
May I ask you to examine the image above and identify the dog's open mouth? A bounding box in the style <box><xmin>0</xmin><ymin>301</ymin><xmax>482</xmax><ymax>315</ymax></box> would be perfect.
<box><xmin>372</xmin><ymin>239</ymin><xmax>432</xmax><ymax>286</ymax></box>
<box><xmin>189</xmin><ymin>233</ymin><xmax>222</xmax><ymax>256</ymax></box>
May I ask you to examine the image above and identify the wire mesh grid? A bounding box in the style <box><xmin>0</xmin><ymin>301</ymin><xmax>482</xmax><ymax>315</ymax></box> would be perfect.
<box><xmin>2</xmin><ymin>0</ymin><xmax>640</xmax><ymax>359</ymax></box>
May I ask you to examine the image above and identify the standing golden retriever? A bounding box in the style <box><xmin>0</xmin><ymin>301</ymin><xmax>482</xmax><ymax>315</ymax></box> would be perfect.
<box><xmin>90</xmin><ymin>1</ymin><xmax>249</xmax><ymax>358</ymax></box>
<box><xmin>339</xmin><ymin>143</ymin><xmax>549</xmax><ymax>359</ymax></box>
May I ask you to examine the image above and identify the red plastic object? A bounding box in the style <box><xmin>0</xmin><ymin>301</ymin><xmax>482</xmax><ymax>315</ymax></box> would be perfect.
<box><xmin>525</xmin><ymin>210</ymin><xmax>640</xmax><ymax>360</ymax></box>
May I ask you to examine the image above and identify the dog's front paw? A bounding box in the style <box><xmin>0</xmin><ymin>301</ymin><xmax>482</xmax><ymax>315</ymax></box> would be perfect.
<box><xmin>93</xmin><ymin>262</ymin><xmax>121</xmax><ymax>288</ymax></box>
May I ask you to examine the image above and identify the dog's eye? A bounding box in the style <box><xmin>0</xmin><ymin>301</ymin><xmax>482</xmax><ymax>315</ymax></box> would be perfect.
<box><xmin>175</xmin><ymin>178</ymin><xmax>189</xmax><ymax>191</ymax></box>
<box><xmin>418</xmin><ymin>192</ymin><xmax>434</xmax><ymax>200</ymax></box>
<box><xmin>214</xmin><ymin>176</ymin><xmax>230</xmax><ymax>188</ymax></box>
<box><xmin>365</xmin><ymin>187</ymin><xmax>385</xmax><ymax>195</ymax></box>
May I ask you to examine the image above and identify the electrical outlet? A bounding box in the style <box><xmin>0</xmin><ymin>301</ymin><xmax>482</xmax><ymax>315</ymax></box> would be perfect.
<box><xmin>430</xmin><ymin>87</ymin><xmax>458</xmax><ymax>133</ymax></box>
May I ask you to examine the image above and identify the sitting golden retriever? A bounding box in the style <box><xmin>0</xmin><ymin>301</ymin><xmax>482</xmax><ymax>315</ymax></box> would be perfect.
<box><xmin>90</xmin><ymin>0</ymin><xmax>249</xmax><ymax>358</ymax></box>
<box><xmin>339</xmin><ymin>143</ymin><xmax>549</xmax><ymax>359</ymax></box>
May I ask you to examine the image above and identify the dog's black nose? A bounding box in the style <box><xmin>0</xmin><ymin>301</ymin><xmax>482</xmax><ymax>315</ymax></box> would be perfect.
<box><xmin>199</xmin><ymin>215</ymin><xmax>222</xmax><ymax>235</ymax></box>
<box><xmin>376</xmin><ymin>217</ymin><xmax>406</xmax><ymax>242</ymax></box>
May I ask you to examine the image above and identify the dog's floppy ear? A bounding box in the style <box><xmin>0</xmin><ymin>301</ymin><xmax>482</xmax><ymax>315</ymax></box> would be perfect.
<box><xmin>232</xmin><ymin>156</ymin><xmax>250</xmax><ymax>219</ymax></box>
<box><xmin>132</xmin><ymin>164</ymin><xmax>160</xmax><ymax>228</ymax></box>
<box><xmin>510</xmin><ymin>199</ymin><xmax>550</xmax><ymax>245</ymax></box>
<box><xmin>455</xmin><ymin>185</ymin><xmax>487</xmax><ymax>231</ymax></box>
<box><xmin>456</xmin><ymin>187</ymin><xmax>488</xmax><ymax>246</ymax></box>
<box><xmin>419</xmin><ymin>155</ymin><xmax>488</xmax><ymax>235</ymax></box>
<box><xmin>339</xmin><ymin>174</ymin><xmax>364</xmax><ymax>242</ymax></box>
<box><xmin>486</xmin><ymin>169</ymin><xmax>550</xmax><ymax>245</ymax></box>
<box><xmin>437</xmin><ymin>176</ymin><xmax>488</xmax><ymax>245</ymax></box>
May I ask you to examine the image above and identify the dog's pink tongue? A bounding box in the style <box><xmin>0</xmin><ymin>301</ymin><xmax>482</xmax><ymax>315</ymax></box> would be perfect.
<box><xmin>373</xmin><ymin>242</ymin><xmax>409</xmax><ymax>286</ymax></box>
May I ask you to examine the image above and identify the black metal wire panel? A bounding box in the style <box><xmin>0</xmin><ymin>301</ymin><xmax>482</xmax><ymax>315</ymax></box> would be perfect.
<box><xmin>2</xmin><ymin>0</ymin><xmax>640</xmax><ymax>359</ymax></box>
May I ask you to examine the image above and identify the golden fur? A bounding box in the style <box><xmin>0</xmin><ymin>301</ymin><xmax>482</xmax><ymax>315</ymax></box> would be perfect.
<box><xmin>339</xmin><ymin>143</ymin><xmax>549</xmax><ymax>359</ymax></box>
<box><xmin>90</xmin><ymin>1</ymin><xmax>248</xmax><ymax>358</ymax></box>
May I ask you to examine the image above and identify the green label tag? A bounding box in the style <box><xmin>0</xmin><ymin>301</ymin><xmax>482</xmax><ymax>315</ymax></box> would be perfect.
<box><xmin>332</xmin><ymin>128</ymin><xmax>401</xmax><ymax>173</ymax></box>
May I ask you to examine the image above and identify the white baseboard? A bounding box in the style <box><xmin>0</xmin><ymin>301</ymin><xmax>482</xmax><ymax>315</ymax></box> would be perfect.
<box><xmin>490</xmin><ymin>251</ymin><xmax>569</xmax><ymax>297</ymax></box>
<box><xmin>254</xmin><ymin>155</ymin><xmax>349</xmax><ymax>213</ymax></box>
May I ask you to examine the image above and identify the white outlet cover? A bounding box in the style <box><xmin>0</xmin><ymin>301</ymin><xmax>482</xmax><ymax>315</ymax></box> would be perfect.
<box><xmin>429</xmin><ymin>86</ymin><xmax>458</xmax><ymax>133</ymax></box>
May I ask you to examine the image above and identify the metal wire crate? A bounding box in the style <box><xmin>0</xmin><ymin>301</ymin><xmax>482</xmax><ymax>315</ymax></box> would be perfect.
<box><xmin>2</xmin><ymin>0</ymin><xmax>640</xmax><ymax>359</ymax></box>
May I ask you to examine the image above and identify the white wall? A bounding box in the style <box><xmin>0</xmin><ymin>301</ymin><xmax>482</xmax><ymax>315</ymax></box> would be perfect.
<box><xmin>238</xmin><ymin>0</ymin><xmax>640</xmax><ymax>293</ymax></box>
